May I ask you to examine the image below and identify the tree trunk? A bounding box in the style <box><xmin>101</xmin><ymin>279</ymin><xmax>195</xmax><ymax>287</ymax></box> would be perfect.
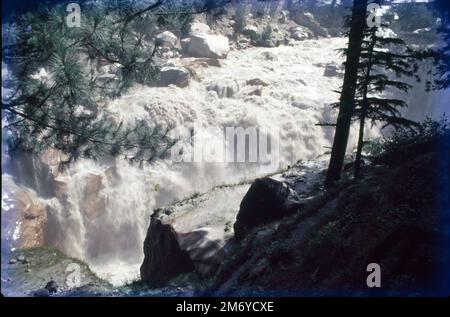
<box><xmin>325</xmin><ymin>0</ymin><xmax>368</xmax><ymax>187</ymax></box>
<box><xmin>355</xmin><ymin>27</ymin><xmax>377</xmax><ymax>178</ymax></box>
<box><xmin>354</xmin><ymin>109</ymin><xmax>366</xmax><ymax>178</ymax></box>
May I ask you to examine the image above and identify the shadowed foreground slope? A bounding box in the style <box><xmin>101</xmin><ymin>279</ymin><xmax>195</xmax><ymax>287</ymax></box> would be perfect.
<box><xmin>211</xmin><ymin>131</ymin><xmax>450</xmax><ymax>296</ymax></box>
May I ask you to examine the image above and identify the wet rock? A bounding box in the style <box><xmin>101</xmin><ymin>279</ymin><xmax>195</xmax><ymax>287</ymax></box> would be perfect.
<box><xmin>292</xmin><ymin>11</ymin><xmax>329</xmax><ymax>38</ymax></box>
<box><xmin>140</xmin><ymin>217</ymin><xmax>195</xmax><ymax>286</ymax></box>
<box><xmin>260</xmin><ymin>51</ymin><xmax>278</xmax><ymax>61</ymax></box>
<box><xmin>44</xmin><ymin>280</ymin><xmax>58</xmax><ymax>293</ymax></box>
<box><xmin>323</xmin><ymin>63</ymin><xmax>343</xmax><ymax>77</ymax></box>
<box><xmin>157</xmin><ymin>66</ymin><xmax>190</xmax><ymax>88</ymax></box>
<box><xmin>156</xmin><ymin>46</ymin><xmax>179</xmax><ymax>59</ymax></box>
<box><xmin>255</xmin><ymin>26</ymin><xmax>287</xmax><ymax>48</ymax></box>
<box><xmin>246</xmin><ymin>78</ymin><xmax>269</xmax><ymax>87</ymax></box>
<box><xmin>34</xmin><ymin>288</ymin><xmax>50</xmax><ymax>297</ymax></box>
<box><xmin>188</xmin><ymin>22</ymin><xmax>211</xmax><ymax>36</ymax></box>
<box><xmin>279</xmin><ymin>10</ymin><xmax>289</xmax><ymax>24</ymax></box>
<box><xmin>178</xmin><ymin>229</ymin><xmax>226</xmax><ymax>276</ymax></box>
<box><xmin>242</xmin><ymin>25</ymin><xmax>258</xmax><ymax>39</ymax></box>
<box><xmin>247</xmin><ymin>88</ymin><xmax>263</xmax><ymax>96</ymax></box>
<box><xmin>182</xmin><ymin>34</ymin><xmax>230</xmax><ymax>59</ymax></box>
<box><xmin>155</xmin><ymin>31</ymin><xmax>178</xmax><ymax>49</ymax></box>
<box><xmin>233</xmin><ymin>178</ymin><xmax>303</xmax><ymax>241</ymax></box>
<box><xmin>237</xmin><ymin>37</ymin><xmax>250</xmax><ymax>46</ymax></box>
<box><xmin>290</xmin><ymin>26</ymin><xmax>313</xmax><ymax>41</ymax></box>
<box><xmin>163</xmin><ymin>207</ymin><xmax>175</xmax><ymax>216</ymax></box>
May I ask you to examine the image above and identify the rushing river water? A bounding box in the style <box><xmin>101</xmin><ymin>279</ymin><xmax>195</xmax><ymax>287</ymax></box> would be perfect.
<box><xmin>2</xmin><ymin>37</ymin><xmax>448</xmax><ymax>286</ymax></box>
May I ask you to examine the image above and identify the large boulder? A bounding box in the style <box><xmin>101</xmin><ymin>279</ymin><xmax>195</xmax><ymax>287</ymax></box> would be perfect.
<box><xmin>290</xmin><ymin>26</ymin><xmax>313</xmax><ymax>41</ymax></box>
<box><xmin>140</xmin><ymin>216</ymin><xmax>195</xmax><ymax>286</ymax></box>
<box><xmin>242</xmin><ymin>25</ymin><xmax>258</xmax><ymax>39</ymax></box>
<box><xmin>155</xmin><ymin>31</ymin><xmax>178</xmax><ymax>49</ymax></box>
<box><xmin>279</xmin><ymin>10</ymin><xmax>289</xmax><ymax>24</ymax></box>
<box><xmin>246</xmin><ymin>78</ymin><xmax>269</xmax><ymax>87</ymax></box>
<box><xmin>44</xmin><ymin>280</ymin><xmax>58</xmax><ymax>293</ymax></box>
<box><xmin>33</xmin><ymin>288</ymin><xmax>50</xmax><ymax>297</ymax></box>
<box><xmin>181</xmin><ymin>34</ymin><xmax>230</xmax><ymax>59</ymax></box>
<box><xmin>323</xmin><ymin>62</ymin><xmax>343</xmax><ymax>77</ymax></box>
<box><xmin>233</xmin><ymin>178</ymin><xmax>302</xmax><ymax>241</ymax></box>
<box><xmin>292</xmin><ymin>11</ymin><xmax>329</xmax><ymax>38</ymax></box>
<box><xmin>188</xmin><ymin>22</ymin><xmax>211</xmax><ymax>36</ymax></box>
<box><xmin>255</xmin><ymin>26</ymin><xmax>287</xmax><ymax>48</ymax></box>
<box><xmin>178</xmin><ymin>228</ymin><xmax>227</xmax><ymax>276</ymax></box>
<box><xmin>157</xmin><ymin>66</ymin><xmax>190</xmax><ymax>88</ymax></box>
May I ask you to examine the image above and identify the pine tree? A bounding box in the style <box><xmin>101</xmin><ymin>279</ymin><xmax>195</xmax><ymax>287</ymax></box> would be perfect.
<box><xmin>325</xmin><ymin>0</ymin><xmax>368</xmax><ymax>187</ymax></box>
<box><xmin>2</xmin><ymin>0</ymin><xmax>231</xmax><ymax>167</ymax></box>
<box><xmin>326</xmin><ymin>0</ymin><xmax>429</xmax><ymax>182</ymax></box>
<box><xmin>351</xmin><ymin>23</ymin><xmax>423</xmax><ymax>177</ymax></box>
<box><xmin>2</xmin><ymin>2</ymin><xmax>168</xmax><ymax>167</ymax></box>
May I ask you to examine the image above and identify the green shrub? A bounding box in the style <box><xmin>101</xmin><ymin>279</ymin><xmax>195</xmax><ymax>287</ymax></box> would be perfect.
<box><xmin>363</xmin><ymin>137</ymin><xmax>385</xmax><ymax>157</ymax></box>
<box><xmin>365</xmin><ymin>116</ymin><xmax>449</xmax><ymax>162</ymax></box>
<box><xmin>382</xmin><ymin>116</ymin><xmax>449</xmax><ymax>157</ymax></box>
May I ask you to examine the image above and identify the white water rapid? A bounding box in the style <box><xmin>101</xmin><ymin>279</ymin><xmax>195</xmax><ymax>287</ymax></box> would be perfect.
<box><xmin>2</xmin><ymin>37</ymin><xmax>448</xmax><ymax>285</ymax></box>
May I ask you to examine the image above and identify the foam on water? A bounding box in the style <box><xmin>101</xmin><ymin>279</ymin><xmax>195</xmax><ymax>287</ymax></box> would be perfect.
<box><xmin>3</xmin><ymin>38</ymin><xmax>448</xmax><ymax>285</ymax></box>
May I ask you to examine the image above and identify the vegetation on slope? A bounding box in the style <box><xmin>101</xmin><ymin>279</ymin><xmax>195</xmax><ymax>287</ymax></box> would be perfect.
<box><xmin>211</xmin><ymin>119</ymin><xmax>450</xmax><ymax>296</ymax></box>
<box><xmin>1</xmin><ymin>246</ymin><xmax>111</xmax><ymax>296</ymax></box>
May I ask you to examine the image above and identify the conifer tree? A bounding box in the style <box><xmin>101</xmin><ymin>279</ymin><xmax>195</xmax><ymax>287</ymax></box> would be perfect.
<box><xmin>350</xmin><ymin>22</ymin><xmax>422</xmax><ymax>177</ymax></box>
<box><xmin>2</xmin><ymin>0</ymin><xmax>231</xmax><ymax>167</ymax></box>
<box><xmin>2</xmin><ymin>2</ymin><xmax>168</xmax><ymax>167</ymax></box>
<box><xmin>327</xmin><ymin>0</ymin><xmax>427</xmax><ymax>180</ymax></box>
<box><xmin>325</xmin><ymin>0</ymin><xmax>368</xmax><ymax>187</ymax></box>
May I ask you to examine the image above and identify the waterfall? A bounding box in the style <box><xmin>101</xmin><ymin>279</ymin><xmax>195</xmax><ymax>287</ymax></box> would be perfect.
<box><xmin>2</xmin><ymin>37</ymin><xmax>448</xmax><ymax>286</ymax></box>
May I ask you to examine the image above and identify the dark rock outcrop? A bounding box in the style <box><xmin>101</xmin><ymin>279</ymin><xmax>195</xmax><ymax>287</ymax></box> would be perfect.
<box><xmin>33</xmin><ymin>288</ymin><xmax>50</xmax><ymax>297</ymax></box>
<box><xmin>291</xmin><ymin>11</ymin><xmax>329</xmax><ymax>38</ymax></box>
<box><xmin>178</xmin><ymin>230</ymin><xmax>227</xmax><ymax>277</ymax></box>
<box><xmin>323</xmin><ymin>63</ymin><xmax>343</xmax><ymax>77</ymax></box>
<box><xmin>44</xmin><ymin>280</ymin><xmax>58</xmax><ymax>293</ymax></box>
<box><xmin>233</xmin><ymin>178</ymin><xmax>302</xmax><ymax>241</ymax></box>
<box><xmin>157</xmin><ymin>66</ymin><xmax>190</xmax><ymax>88</ymax></box>
<box><xmin>140</xmin><ymin>216</ymin><xmax>195</xmax><ymax>286</ymax></box>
